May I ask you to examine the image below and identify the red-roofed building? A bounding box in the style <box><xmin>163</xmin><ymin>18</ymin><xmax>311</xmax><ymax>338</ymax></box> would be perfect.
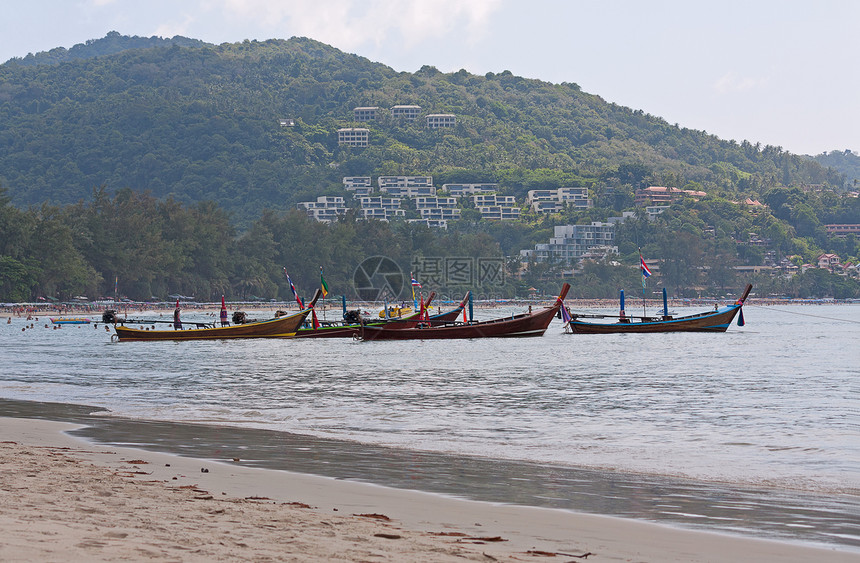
<box><xmin>634</xmin><ymin>186</ymin><xmax>707</xmax><ymax>206</ymax></box>
<box><xmin>817</xmin><ymin>254</ymin><xmax>841</xmax><ymax>270</ymax></box>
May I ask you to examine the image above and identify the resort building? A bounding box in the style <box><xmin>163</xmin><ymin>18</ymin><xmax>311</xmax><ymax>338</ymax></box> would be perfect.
<box><xmin>343</xmin><ymin>176</ymin><xmax>373</xmax><ymax>196</ymax></box>
<box><xmin>426</xmin><ymin>114</ymin><xmax>456</xmax><ymax>128</ymax></box>
<box><xmin>645</xmin><ymin>205</ymin><xmax>670</xmax><ymax>220</ymax></box>
<box><xmin>278</xmin><ymin>118</ymin><xmax>295</xmax><ymax>127</ymax></box>
<box><xmin>526</xmin><ymin>187</ymin><xmax>592</xmax><ymax>213</ymax></box>
<box><xmin>378</xmin><ymin>176</ymin><xmax>436</xmax><ymax>197</ymax></box>
<box><xmin>634</xmin><ymin>186</ymin><xmax>706</xmax><ymax>206</ymax></box>
<box><xmin>471</xmin><ymin>194</ymin><xmax>520</xmax><ymax>220</ymax></box>
<box><xmin>337</xmin><ymin>128</ymin><xmax>369</xmax><ymax>147</ymax></box>
<box><xmin>477</xmin><ymin>206</ymin><xmax>521</xmax><ymax>221</ymax></box>
<box><xmin>357</xmin><ymin>197</ymin><xmax>404</xmax><ymax>221</ymax></box>
<box><xmin>353</xmin><ymin>107</ymin><xmax>379</xmax><ymax>121</ymax></box>
<box><xmin>817</xmin><ymin>253</ymin><xmax>841</xmax><ymax>270</ymax></box>
<box><xmin>472</xmin><ymin>194</ymin><xmax>517</xmax><ymax>208</ymax></box>
<box><xmin>825</xmin><ymin>224</ymin><xmax>860</xmax><ymax>238</ymax></box>
<box><xmin>418</xmin><ymin>207</ymin><xmax>461</xmax><ymax>221</ymax></box>
<box><xmin>414</xmin><ymin>197</ymin><xmax>458</xmax><ymax>209</ymax></box>
<box><xmin>391</xmin><ymin>105</ymin><xmax>422</xmax><ymax>120</ymax></box>
<box><xmin>522</xmin><ymin>223</ymin><xmax>617</xmax><ymax>265</ymax></box>
<box><xmin>297</xmin><ymin>196</ymin><xmax>349</xmax><ymax>223</ymax></box>
<box><xmin>443</xmin><ymin>183</ymin><xmax>498</xmax><ymax>197</ymax></box>
<box><xmin>408</xmin><ymin>218</ymin><xmax>449</xmax><ymax>229</ymax></box>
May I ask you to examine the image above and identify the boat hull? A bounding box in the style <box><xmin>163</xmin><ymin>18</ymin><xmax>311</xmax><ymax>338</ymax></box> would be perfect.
<box><xmin>51</xmin><ymin>318</ymin><xmax>92</xmax><ymax>324</ymax></box>
<box><xmin>566</xmin><ymin>305</ymin><xmax>742</xmax><ymax>334</ymax></box>
<box><xmin>290</xmin><ymin>299</ymin><xmax>467</xmax><ymax>338</ymax></box>
<box><xmin>358</xmin><ymin>284</ymin><xmax>569</xmax><ymax>341</ymax></box>
<box><xmin>113</xmin><ymin>309</ymin><xmax>310</xmax><ymax>341</ymax></box>
<box><xmin>565</xmin><ymin>284</ymin><xmax>751</xmax><ymax>334</ymax></box>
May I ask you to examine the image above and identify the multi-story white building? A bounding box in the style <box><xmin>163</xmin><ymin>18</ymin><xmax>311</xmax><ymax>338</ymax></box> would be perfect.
<box><xmin>414</xmin><ymin>197</ymin><xmax>458</xmax><ymax>209</ymax></box>
<box><xmin>357</xmin><ymin>196</ymin><xmax>404</xmax><ymax>221</ymax></box>
<box><xmin>522</xmin><ymin>223</ymin><xmax>617</xmax><ymax>264</ymax></box>
<box><xmin>645</xmin><ymin>205</ymin><xmax>670</xmax><ymax>220</ymax></box>
<box><xmin>472</xmin><ymin>194</ymin><xmax>517</xmax><ymax>207</ymax></box>
<box><xmin>426</xmin><ymin>114</ymin><xmax>456</xmax><ymax>128</ymax></box>
<box><xmin>378</xmin><ymin>176</ymin><xmax>436</xmax><ymax>197</ymax></box>
<box><xmin>343</xmin><ymin>176</ymin><xmax>373</xmax><ymax>196</ymax></box>
<box><xmin>337</xmin><ymin>128</ymin><xmax>369</xmax><ymax>147</ymax></box>
<box><xmin>391</xmin><ymin>105</ymin><xmax>422</xmax><ymax>120</ymax></box>
<box><xmin>443</xmin><ymin>183</ymin><xmax>498</xmax><ymax>197</ymax></box>
<box><xmin>297</xmin><ymin>196</ymin><xmax>349</xmax><ymax>223</ymax></box>
<box><xmin>353</xmin><ymin>107</ymin><xmax>379</xmax><ymax>121</ymax></box>
<box><xmin>419</xmin><ymin>207</ymin><xmax>461</xmax><ymax>221</ymax></box>
<box><xmin>477</xmin><ymin>206</ymin><xmax>521</xmax><ymax>221</ymax></box>
<box><xmin>527</xmin><ymin>187</ymin><xmax>592</xmax><ymax>212</ymax></box>
<box><xmin>408</xmin><ymin>218</ymin><xmax>449</xmax><ymax>229</ymax></box>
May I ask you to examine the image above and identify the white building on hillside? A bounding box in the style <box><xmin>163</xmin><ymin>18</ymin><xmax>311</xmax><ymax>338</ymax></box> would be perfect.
<box><xmin>358</xmin><ymin>196</ymin><xmax>404</xmax><ymax>221</ymax></box>
<box><xmin>343</xmin><ymin>176</ymin><xmax>373</xmax><ymax>196</ymax></box>
<box><xmin>378</xmin><ymin>176</ymin><xmax>436</xmax><ymax>197</ymax></box>
<box><xmin>522</xmin><ymin>223</ymin><xmax>616</xmax><ymax>264</ymax></box>
<box><xmin>391</xmin><ymin>105</ymin><xmax>421</xmax><ymax>120</ymax></box>
<box><xmin>527</xmin><ymin>187</ymin><xmax>592</xmax><ymax>213</ymax></box>
<box><xmin>337</xmin><ymin>128</ymin><xmax>369</xmax><ymax>147</ymax></box>
<box><xmin>297</xmin><ymin>196</ymin><xmax>348</xmax><ymax>223</ymax></box>
<box><xmin>443</xmin><ymin>183</ymin><xmax>498</xmax><ymax>197</ymax></box>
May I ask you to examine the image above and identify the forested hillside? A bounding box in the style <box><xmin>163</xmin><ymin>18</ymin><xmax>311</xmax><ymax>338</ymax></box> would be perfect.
<box><xmin>0</xmin><ymin>34</ymin><xmax>845</xmax><ymax>219</ymax></box>
<box><xmin>1</xmin><ymin>34</ymin><xmax>858</xmax><ymax>302</ymax></box>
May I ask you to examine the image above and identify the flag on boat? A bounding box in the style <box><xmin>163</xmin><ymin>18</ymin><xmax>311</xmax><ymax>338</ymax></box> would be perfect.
<box><xmin>560</xmin><ymin>301</ymin><xmax>572</xmax><ymax>325</ymax></box>
<box><xmin>410</xmin><ymin>272</ymin><xmax>421</xmax><ymax>307</ymax></box>
<box><xmin>640</xmin><ymin>255</ymin><xmax>652</xmax><ymax>278</ymax></box>
<box><xmin>320</xmin><ymin>266</ymin><xmax>329</xmax><ymax>298</ymax></box>
<box><xmin>284</xmin><ymin>268</ymin><xmax>304</xmax><ymax>309</ymax></box>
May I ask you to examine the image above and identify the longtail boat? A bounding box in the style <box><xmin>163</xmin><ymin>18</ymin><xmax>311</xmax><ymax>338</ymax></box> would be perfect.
<box><xmin>357</xmin><ymin>284</ymin><xmax>570</xmax><ymax>341</ymax></box>
<box><xmin>50</xmin><ymin>317</ymin><xmax>92</xmax><ymax>325</ymax></box>
<box><xmin>564</xmin><ymin>284</ymin><xmax>752</xmax><ymax>334</ymax></box>
<box><xmin>110</xmin><ymin>290</ymin><xmax>320</xmax><ymax>341</ymax></box>
<box><xmin>290</xmin><ymin>292</ymin><xmax>462</xmax><ymax>339</ymax></box>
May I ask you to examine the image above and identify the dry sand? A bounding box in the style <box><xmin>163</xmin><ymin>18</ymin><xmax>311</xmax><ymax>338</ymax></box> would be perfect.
<box><xmin>1</xmin><ymin>417</ymin><xmax>856</xmax><ymax>562</ymax></box>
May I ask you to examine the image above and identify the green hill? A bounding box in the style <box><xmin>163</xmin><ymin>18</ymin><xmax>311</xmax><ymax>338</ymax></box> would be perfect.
<box><xmin>0</xmin><ymin>33</ymin><xmax>846</xmax><ymax>222</ymax></box>
<box><xmin>1</xmin><ymin>33</ymin><xmax>858</xmax><ymax>302</ymax></box>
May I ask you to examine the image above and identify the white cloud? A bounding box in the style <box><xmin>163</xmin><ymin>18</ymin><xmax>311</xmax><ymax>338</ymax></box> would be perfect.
<box><xmin>713</xmin><ymin>71</ymin><xmax>768</xmax><ymax>94</ymax></box>
<box><xmin>153</xmin><ymin>14</ymin><xmax>197</xmax><ymax>38</ymax></box>
<box><xmin>218</xmin><ymin>0</ymin><xmax>500</xmax><ymax>50</ymax></box>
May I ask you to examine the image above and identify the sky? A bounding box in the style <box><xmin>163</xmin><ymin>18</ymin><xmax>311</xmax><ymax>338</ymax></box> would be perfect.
<box><xmin>2</xmin><ymin>0</ymin><xmax>858</xmax><ymax>156</ymax></box>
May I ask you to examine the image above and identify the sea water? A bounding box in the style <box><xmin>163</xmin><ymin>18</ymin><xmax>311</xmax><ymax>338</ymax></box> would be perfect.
<box><xmin>1</xmin><ymin>304</ymin><xmax>858</xmax><ymax>549</ymax></box>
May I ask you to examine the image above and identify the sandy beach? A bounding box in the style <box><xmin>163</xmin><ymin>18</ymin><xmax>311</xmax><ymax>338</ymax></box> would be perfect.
<box><xmin>1</xmin><ymin>417</ymin><xmax>856</xmax><ymax>562</ymax></box>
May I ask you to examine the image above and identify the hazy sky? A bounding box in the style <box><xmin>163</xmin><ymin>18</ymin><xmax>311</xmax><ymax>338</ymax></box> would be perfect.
<box><xmin>2</xmin><ymin>0</ymin><xmax>857</xmax><ymax>155</ymax></box>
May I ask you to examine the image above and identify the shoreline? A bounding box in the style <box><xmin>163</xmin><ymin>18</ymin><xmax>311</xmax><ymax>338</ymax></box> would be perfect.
<box><xmin>1</xmin><ymin>416</ymin><xmax>857</xmax><ymax>562</ymax></box>
<box><xmin>2</xmin><ymin>297</ymin><xmax>857</xmax><ymax>319</ymax></box>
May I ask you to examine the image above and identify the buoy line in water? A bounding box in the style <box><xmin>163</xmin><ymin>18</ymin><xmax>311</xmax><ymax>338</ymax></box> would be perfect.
<box><xmin>746</xmin><ymin>304</ymin><xmax>860</xmax><ymax>323</ymax></box>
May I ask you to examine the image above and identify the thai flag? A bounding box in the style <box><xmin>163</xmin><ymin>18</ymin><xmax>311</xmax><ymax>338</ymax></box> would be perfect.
<box><xmin>640</xmin><ymin>255</ymin><xmax>652</xmax><ymax>278</ymax></box>
<box><xmin>411</xmin><ymin>275</ymin><xmax>422</xmax><ymax>288</ymax></box>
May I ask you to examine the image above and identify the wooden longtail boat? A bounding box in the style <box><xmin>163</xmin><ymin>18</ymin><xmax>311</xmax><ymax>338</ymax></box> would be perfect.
<box><xmin>290</xmin><ymin>292</ymin><xmax>463</xmax><ymax>339</ymax></box>
<box><xmin>357</xmin><ymin>284</ymin><xmax>570</xmax><ymax>341</ymax></box>
<box><xmin>564</xmin><ymin>284</ymin><xmax>751</xmax><ymax>334</ymax></box>
<box><xmin>50</xmin><ymin>317</ymin><xmax>92</xmax><ymax>324</ymax></box>
<box><xmin>111</xmin><ymin>308</ymin><xmax>312</xmax><ymax>341</ymax></box>
<box><xmin>111</xmin><ymin>290</ymin><xmax>321</xmax><ymax>341</ymax></box>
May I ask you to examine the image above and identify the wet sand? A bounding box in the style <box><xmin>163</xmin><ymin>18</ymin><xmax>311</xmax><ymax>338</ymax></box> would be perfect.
<box><xmin>1</xmin><ymin>416</ymin><xmax>856</xmax><ymax>562</ymax></box>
